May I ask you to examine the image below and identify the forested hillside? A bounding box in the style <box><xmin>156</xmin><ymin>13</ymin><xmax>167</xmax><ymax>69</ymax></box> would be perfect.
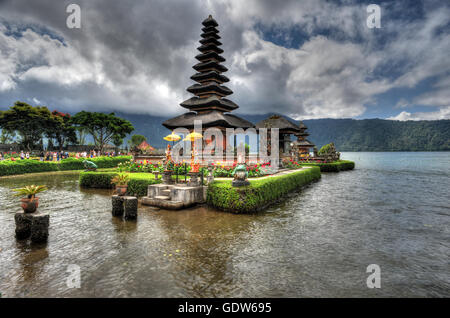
<box><xmin>117</xmin><ymin>112</ymin><xmax>450</xmax><ymax>151</ymax></box>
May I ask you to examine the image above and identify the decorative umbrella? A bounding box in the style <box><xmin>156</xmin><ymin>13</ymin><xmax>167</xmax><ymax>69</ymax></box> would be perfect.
<box><xmin>163</xmin><ymin>131</ymin><xmax>181</xmax><ymax>147</ymax></box>
<box><xmin>182</xmin><ymin>132</ymin><xmax>203</xmax><ymax>142</ymax></box>
<box><xmin>183</xmin><ymin>132</ymin><xmax>203</xmax><ymax>172</ymax></box>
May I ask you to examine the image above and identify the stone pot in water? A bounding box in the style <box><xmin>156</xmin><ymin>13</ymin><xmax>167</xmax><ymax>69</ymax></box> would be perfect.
<box><xmin>115</xmin><ymin>185</ymin><xmax>127</xmax><ymax>196</ymax></box>
<box><xmin>20</xmin><ymin>197</ymin><xmax>39</xmax><ymax>213</ymax></box>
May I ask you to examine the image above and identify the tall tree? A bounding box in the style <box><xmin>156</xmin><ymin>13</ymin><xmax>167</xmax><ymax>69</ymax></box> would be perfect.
<box><xmin>47</xmin><ymin>110</ymin><xmax>77</xmax><ymax>151</ymax></box>
<box><xmin>128</xmin><ymin>134</ymin><xmax>147</xmax><ymax>148</ymax></box>
<box><xmin>0</xmin><ymin>129</ymin><xmax>16</xmax><ymax>144</ymax></box>
<box><xmin>112</xmin><ymin>135</ymin><xmax>123</xmax><ymax>153</ymax></box>
<box><xmin>0</xmin><ymin>101</ymin><xmax>53</xmax><ymax>151</ymax></box>
<box><xmin>70</xmin><ymin>111</ymin><xmax>134</xmax><ymax>154</ymax></box>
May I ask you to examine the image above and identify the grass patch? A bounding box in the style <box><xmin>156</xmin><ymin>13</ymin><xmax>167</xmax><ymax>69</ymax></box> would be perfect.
<box><xmin>299</xmin><ymin>160</ymin><xmax>355</xmax><ymax>172</ymax></box>
<box><xmin>207</xmin><ymin>167</ymin><xmax>321</xmax><ymax>213</ymax></box>
<box><xmin>79</xmin><ymin>171</ymin><xmax>161</xmax><ymax>197</ymax></box>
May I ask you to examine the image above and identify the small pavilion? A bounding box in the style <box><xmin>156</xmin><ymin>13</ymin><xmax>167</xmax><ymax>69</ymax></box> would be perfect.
<box><xmin>255</xmin><ymin>115</ymin><xmax>301</xmax><ymax>161</ymax></box>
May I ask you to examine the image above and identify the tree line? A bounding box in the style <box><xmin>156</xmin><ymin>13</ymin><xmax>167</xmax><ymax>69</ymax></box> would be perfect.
<box><xmin>0</xmin><ymin>101</ymin><xmax>135</xmax><ymax>153</ymax></box>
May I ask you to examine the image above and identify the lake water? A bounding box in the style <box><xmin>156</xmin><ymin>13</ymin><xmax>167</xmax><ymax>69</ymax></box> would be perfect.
<box><xmin>0</xmin><ymin>152</ymin><xmax>448</xmax><ymax>297</ymax></box>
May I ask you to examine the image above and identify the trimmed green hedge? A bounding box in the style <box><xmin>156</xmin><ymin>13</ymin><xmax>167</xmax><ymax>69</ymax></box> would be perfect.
<box><xmin>79</xmin><ymin>171</ymin><xmax>161</xmax><ymax>197</ymax></box>
<box><xmin>0</xmin><ymin>156</ymin><xmax>132</xmax><ymax>176</ymax></box>
<box><xmin>207</xmin><ymin>166</ymin><xmax>321</xmax><ymax>213</ymax></box>
<box><xmin>300</xmin><ymin>160</ymin><xmax>355</xmax><ymax>172</ymax></box>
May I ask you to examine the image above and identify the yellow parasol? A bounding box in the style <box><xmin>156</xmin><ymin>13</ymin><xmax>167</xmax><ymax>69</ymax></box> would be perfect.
<box><xmin>164</xmin><ymin>132</ymin><xmax>181</xmax><ymax>142</ymax></box>
<box><xmin>183</xmin><ymin>132</ymin><xmax>203</xmax><ymax>142</ymax></box>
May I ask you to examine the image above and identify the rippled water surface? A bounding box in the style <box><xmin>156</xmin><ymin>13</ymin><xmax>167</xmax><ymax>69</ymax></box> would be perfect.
<box><xmin>0</xmin><ymin>152</ymin><xmax>449</xmax><ymax>297</ymax></box>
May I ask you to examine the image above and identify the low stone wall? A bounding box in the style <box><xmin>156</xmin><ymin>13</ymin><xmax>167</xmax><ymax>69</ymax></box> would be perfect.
<box><xmin>207</xmin><ymin>166</ymin><xmax>321</xmax><ymax>213</ymax></box>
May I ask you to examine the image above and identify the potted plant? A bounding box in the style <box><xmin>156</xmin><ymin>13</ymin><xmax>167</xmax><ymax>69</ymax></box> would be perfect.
<box><xmin>111</xmin><ymin>173</ymin><xmax>130</xmax><ymax>196</ymax></box>
<box><xmin>13</xmin><ymin>185</ymin><xmax>48</xmax><ymax>213</ymax></box>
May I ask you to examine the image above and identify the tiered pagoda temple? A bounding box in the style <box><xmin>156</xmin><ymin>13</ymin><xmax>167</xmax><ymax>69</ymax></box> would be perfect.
<box><xmin>291</xmin><ymin>121</ymin><xmax>316</xmax><ymax>158</ymax></box>
<box><xmin>163</xmin><ymin>15</ymin><xmax>253</xmax><ymax>138</ymax></box>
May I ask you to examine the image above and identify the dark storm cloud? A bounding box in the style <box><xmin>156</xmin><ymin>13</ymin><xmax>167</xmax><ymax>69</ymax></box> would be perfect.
<box><xmin>0</xmin><ymin>0</ymin><xmax>449</xmax><ymax>120</ymax></box>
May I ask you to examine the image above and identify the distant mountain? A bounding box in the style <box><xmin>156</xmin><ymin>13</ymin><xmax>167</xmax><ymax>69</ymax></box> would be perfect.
<box><xmin>117</xmin><ymin>112</ymin><xmax>450</xmax><ymax>151</ymax></box>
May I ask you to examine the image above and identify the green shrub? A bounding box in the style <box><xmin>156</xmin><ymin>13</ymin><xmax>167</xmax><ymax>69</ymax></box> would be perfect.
<box><xmin>207</xmin><ymin>166</ymin><xmax>321</xmax><ymax>213</ymax></box>
<box><xmin>79</xmin><ymin>171</ymin><xmax>161</xmax><ymax>197</ymax></box>
<box><xmin>0</xmin><ymin>156</ymin><xmax>132</xmax><ymax>176</ymax></box>
<box><xmin>300</xmin><ymin>160</ymin><xmax>355</xmax><ymax>172</ymax></box>
<box><xmin>0</xmin><ymin>159</ymin><xmax>58</xmax><ymax>176</ymax></box>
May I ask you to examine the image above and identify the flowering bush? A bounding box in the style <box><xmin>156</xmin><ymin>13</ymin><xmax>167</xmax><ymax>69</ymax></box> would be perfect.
<box><xmin>282</xmin><ymin>159</ymin><xmax>302</xmax><ymax>169</ymax></box>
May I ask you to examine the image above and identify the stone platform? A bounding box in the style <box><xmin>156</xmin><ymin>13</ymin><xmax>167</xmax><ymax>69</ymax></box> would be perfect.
<box><xmin>141</xmin><ymin>183</ymin><xmax>207</xmax><ymax>210</ymax></box>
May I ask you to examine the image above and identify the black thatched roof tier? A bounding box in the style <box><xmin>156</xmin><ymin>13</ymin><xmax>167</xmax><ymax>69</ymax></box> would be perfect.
<box><xmin>255</xmin><ymin>115</ymin><xmax>301</xmax><ymax>133</ymax></box>
<box><xmin>292</xmin><ymin>139</ymin><xmax>315</xmax><ymax>147</ymax></box>
<box><xmin>187</xmin><ymin>82</ymin><xmax>232</xmax><ymax>96</ymax></box>
<box><xmin>200</xmin><ymin>31</ymin><xmax>221</xmax><ymax>40</ymax></box>
<box><xmin>202</xmin><ymin>15</ymin><xmax>218</xmax><ymax>27</ymax></box>
<box><xmin>191</xmin><ymin>71</ymin><xmax>229</xmax><ymax>83</ymax></box>
<box><xmin>199</xmin><ymin>37</ymin><xmax>222</xmax><ymax>46</ymax></box>
<box><xmin>180</xmin><ymin>96</ymin><xmax>238</xmax><ymax>111</ymax></box>
<box><xmin>295</xmin><ymin>131</ymin><xmax>310</xmax><ymax>137</ymax></box>
<box><xmin>193</xmin><ymin>60</ymin><xmax>228</xmax><ymax>73</ymax></box>
<box><xmin>163</xmin><ymin>111</ymin><xmax>253</xmax><ymax>130</ymax></box>
<box><xmin>197</xmin><ymin>43</ymin><xmax>224</xmax><ymax>54</ymax></box>
<box><xmin>201</xmin><ymin>26</ymin><xmax>219</xmax><ymax>33</ymax></box>
<box><xmin>195</xmin><ymin>51</ymin><xmax>225</xmax><ymax>63</ymax></box>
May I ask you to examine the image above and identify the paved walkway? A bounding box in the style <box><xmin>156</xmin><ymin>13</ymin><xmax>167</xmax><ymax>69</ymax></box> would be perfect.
<box><xmin>214</xmin><ymin>166</ymin><xmax>313</xmax><ymax>181</ymax></box>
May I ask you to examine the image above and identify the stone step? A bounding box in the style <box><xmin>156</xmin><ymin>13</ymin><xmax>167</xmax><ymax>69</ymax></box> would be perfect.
<box><xmin>161</xmin><ymin>189</ymin><xmax>171</xmax><ymax>196</ymax></box>
<box><xmin>154</xmin><ymin>195</ymin><xmax>170</xmax><ymax>201</ymax></box>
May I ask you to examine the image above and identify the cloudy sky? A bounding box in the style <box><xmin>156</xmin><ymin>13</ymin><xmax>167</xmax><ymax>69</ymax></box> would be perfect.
<box><xmin>0</xmin><ymin>0</ymin><xmax>449</xmax><ymax>120</ymax></box>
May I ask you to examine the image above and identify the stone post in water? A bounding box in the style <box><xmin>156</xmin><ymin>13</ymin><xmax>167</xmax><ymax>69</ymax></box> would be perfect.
<box><xmin>124</xmin><ymin>196</ymin><xmax>138</xmax><ymax>220</ymax></box>
<box><xmin>15</xmin><ymin>211</ymin><xmax>50</xmax><ymax>243</ymax></box>
<box><xmin>30</xmin><ymin>213</ymin><xmax>50</xmax><ymax>243</ymax></box>
<box><xmin>112</xmin><ymin>195</ymin><xmax>124</xmax><ymax>216</ymax></box>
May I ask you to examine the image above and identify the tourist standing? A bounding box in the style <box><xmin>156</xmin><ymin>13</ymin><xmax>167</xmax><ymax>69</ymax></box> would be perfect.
<box><xmin>20</xmin><ymin>151</ymin><xmax>25</xmax><ymax>160</ymax></box>
<box><xmin>26</xmin><ymin>152</ymin><xmax>30</xmax><ymax>159</ymax></box>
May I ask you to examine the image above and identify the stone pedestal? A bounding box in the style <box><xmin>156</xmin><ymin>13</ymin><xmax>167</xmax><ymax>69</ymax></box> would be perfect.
<box><xmin>112</xmin><ymin>195</ymin><xmax>137</xmax><ymax>220</ymax></box>
<box><xmin>112</xmin><ymin>195</ymin><xmax>124</xmax><ymax>216</ymax></box>
<box><xmin>15</xmin><ymin>211</ymin><xmax>49</xmax><ymax>243</ymax></box>
<box><xmin>162</xmin><ymin>171</ymin><xmax>174</xmax><ymax>184</ymax></box>
<box><xmin>124</xmin><ymin>196</ymin><xmax>138</xmax><ymax>220</ymax></box>
<box><xmin>30</xmin><ymin>213</ymin><xmax>50</xmax><ymax>243</ymax></box>
<box><xmin>14</xmin><ymin>212</ymin><xmax>33</xmax><ymax>239</ymax></box>
<box><xmin>188</xmin><ymin>172</ymin><xmax>201</xmax><ymax>187</ymax></box>
<box><xmin>206</xmin><ymin>165</ymin><xmax>214</xmax><ymax>184</ymax></box>
<box><xmin>232</xmin><ymin>179</ymin><xmax>250</xmax><ymax>187</ymax></box>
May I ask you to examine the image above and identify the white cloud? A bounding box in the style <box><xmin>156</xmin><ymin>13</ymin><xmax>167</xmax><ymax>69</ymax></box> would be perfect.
<box><xmin>395</xmin><ymin>98</ymin><xmax>410</xmax><ymax>109</ymax></box>
<box><xmin>387</xmin><ymin>106</ymin><xmax>450</xmax><ymax>121</ymax></box>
